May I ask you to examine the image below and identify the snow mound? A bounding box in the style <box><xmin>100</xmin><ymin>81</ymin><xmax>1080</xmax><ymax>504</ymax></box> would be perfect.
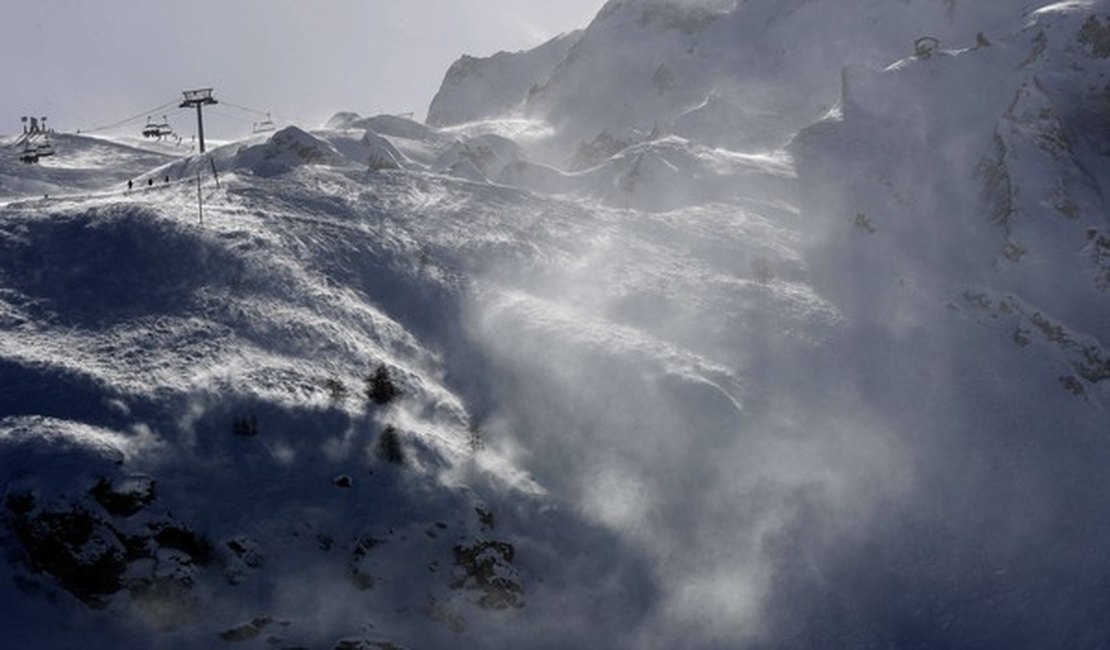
<box><xmin>435</xmin><ymin>134</ymin><xmax>527</xmax><ymax>181</ymax></box>
<box><xmin>500</xmin><ymin>136</ymin><xmax>794</xmax><ymax>211</ymax></box>
<box><xmin>230</xmin><ymin>126</ymin><xmax>344</xmax><ymax>177</ymax></box>
<box><xmin>590</xmin><ymin>137</ymin><xmax>795</xmax><ymax>210</ymax></box>
<box><xmin>331</xmin><ymin>112</ymin><xmax>444</xmax><ymax>143</ymax></box>
<box><xmin>320</xmin><ymin>128</ymin><xmax>408</xmax><ymax>170</ymax></box>
<box><xmin>155</xmin><ymin>126</ymin><xmax>346</xmax><ymax>181</ymax></box>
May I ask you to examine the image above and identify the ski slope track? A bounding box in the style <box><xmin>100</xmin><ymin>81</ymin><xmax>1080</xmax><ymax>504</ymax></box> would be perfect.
<box><xmin>3</xmin><ymin>1</ymin><xmax>1110</xmax><ymax>648</ymax></box>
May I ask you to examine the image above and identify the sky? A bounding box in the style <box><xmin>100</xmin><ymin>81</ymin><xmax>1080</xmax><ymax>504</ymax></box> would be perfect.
<box><xmin>0</xmin><ymin>0</ymin><xmax>602</xmax><ymax>139</ymax></box>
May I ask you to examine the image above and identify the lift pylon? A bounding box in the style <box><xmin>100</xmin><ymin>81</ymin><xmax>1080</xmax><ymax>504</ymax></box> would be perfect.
<box><xmin>180</xmin><ymin>88</ymin><xmax>218</xmax><ymax>153</ymax></box>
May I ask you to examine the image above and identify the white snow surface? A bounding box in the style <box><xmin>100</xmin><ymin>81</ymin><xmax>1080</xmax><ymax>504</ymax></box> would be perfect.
<box><xmin>3</xmin><ymin>1</ymin><xmax>1110</xmax><ymax>648</ymax></box>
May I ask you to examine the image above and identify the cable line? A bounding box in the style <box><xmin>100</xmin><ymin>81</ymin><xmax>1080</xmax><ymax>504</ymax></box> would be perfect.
<box><xmin>221</xmin><ymin>100</ymin><xmax>297</xmax><ymax>125</ymax></box>
<box><xmin>79</xmin><ymin>99</ymin><xmax>180</xmax><ymax>134</ymax></box>
<box><xmin>220</xmin><ymin>100</ymin><xmax>269</xmax><ymax>116</ymax></box>
<box><xmin>207</xmin><ymin>108</ymin><xmax>256</xmax><ymax>124</ymax></box>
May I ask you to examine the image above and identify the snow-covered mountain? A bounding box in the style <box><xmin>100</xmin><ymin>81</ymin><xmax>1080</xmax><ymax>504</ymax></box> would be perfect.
<box><xmin>427</xmin><ymin>30</ymin><xmax>583</xmax><ymax>128</ymax></box>
<box><xmin>3</xmin><ymin>0</ymin><xmax>1110</xmax><ymax>648</ymax></box>
<box><xmin>435</xmin><ymin>0</ymin><xmax>1044</xmax><ymax>163</ymax></box>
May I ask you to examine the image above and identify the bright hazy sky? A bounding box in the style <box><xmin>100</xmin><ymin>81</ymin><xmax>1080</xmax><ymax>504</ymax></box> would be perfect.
<box><xmin>1</xmin><ymin>0</ymin><xmax>602</xmax><ymax>138</ymax></box>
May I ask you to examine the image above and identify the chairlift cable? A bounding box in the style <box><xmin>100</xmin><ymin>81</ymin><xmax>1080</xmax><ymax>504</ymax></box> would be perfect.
<box><xmin>80</xmin><ymin>99</ymin><xmax>180</xmax><ymax>134</ymax></box>
<box><xmin>220</xmin><ymin>100</ymin><xmax>269</xmax><ymax>116</ymax></box>
<box><xmin>206</xmin><ymin>108</ymin><xmax>256</xmax><ymax>125</ymax></box>
<box><xmin>221</xmin><ymin>100</ymin><xmax>294</xmax><ymax>125</ymax></box>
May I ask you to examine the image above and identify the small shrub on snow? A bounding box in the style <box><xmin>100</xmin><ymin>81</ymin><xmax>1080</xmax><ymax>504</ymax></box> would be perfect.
<box><xmin>467</xmin><ymin>425</ymin><xmax>485</xmax><ymax>455</ymax></box>
<box><xmin>376</xmin><ymin>425</ymin><xmax>405</xmax><ymax>465</ymax></box>
<box><xmin>751</xmin><ymin>256</ymin><xmax>774</xmax><ymax>285</ymax></box>
<box><xmin>324</xmin><ymin>378</ymin><xmax>348</xmax><ymax>402</ymax></box>
<box><xmin>232</xmin><ymin>415</ymin><xmax>259</xmax><ymax>437</ymax></box>
<box><xmin>365</xmin><ymin>363</ymin><xmax>402</xmax><ymax>405</ymax></box>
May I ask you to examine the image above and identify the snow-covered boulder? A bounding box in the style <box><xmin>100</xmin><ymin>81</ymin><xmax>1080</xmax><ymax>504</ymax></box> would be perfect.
<box><xmin>159</xmin><ymin>126</ymin><xmax>345</xmax><ymax>180</ymax></box>
<box><xmin>320</xmin><ymin>127</ymin><xmax>408</xmax><ymax>169</ymax></box>
<box><xmin>435</xmin><ymin>134</ymin><xmax>527</xmax><ymax>182</ymax></box>
<box><xmin>230</xmin><ymin>126</ymin><xmax>344</xmax><ymax>177</ymax></box>
<box><xmin>332</xmin><ymin>112</ymin><xmax>443</xmax><ymax>143</ymax></box>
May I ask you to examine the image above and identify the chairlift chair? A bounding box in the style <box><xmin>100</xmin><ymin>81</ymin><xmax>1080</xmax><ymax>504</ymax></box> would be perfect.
<box><xmin>19</xmin><ymin>142</ymin><xmax>39</xmax><ymax>164</ymax></box>
<box><xmin>155</xmin><ymin>115</ymin><xmax>174</xmax><ymax>138</ymax></box>
<box><xmin>35</xmin><ymin>139</ymin><xmax>55</xmax><ymax>158</ymax></box>
<box><xmin>914</xmin><ymin>36</ymin><xmax>941</xmax><ymax>59</ymax></box>
<box><xmin>142</xmin><ymin>116</ymin><xmax>161</xmax><ymax>138</ymax></box>
<box><xmin>253</xmin><ymin>113</ymin><xmax>276</xmax><ymax>134</ymax></box>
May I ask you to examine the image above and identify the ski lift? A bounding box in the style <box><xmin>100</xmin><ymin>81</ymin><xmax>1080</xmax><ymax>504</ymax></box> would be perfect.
<box><xmin>154</xmin><ymin>115</ymin><xmax>173</xmax><ymax>138</ymax></box>
<box><xmin>253</xmin><ymin>113</ymin><xmax>276</xmax><ymax>133</ymax></box>
<box><xmin>142</xmin><ymin>115</ymin><xmax>174</xmax><ymax>139</ymax></box>
<box><xmin>35</xmin><ymin>138</ymin><xmax>55</xmax><ymax>158</ymax></box>
<box><xmin>914</xmin><ymin>36</ymin><xmax>941</xmax><ymax>59</ymax></box>
<box><xmin>19</xmin><ymin>142</ymin><xmax>39</xmax><ymax>164</ymax></box>
<box><xmin>142</xmin><ymin>116</ymin><xmax>161</xmax><ymax>138</ymax></box>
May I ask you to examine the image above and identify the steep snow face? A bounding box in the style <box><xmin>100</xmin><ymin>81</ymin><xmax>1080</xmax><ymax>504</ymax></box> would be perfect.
<box><xmin>773</xmin><ymin>4</ymin><xmax>1110</xmax><ymax>644</ymax></box>
<box><xmin>792</xmin><ymin>0</ymin><xmax>1110</xmax><ymax>336</ymax></box>
<box><xmin>427</xmin><ymin>30</ymin><xmax>583</xmax><ymax>127</ymax></box>
<box><xmin>428</xmin><ymin>0</ymin><xmax>1040</xmax><ymax>163</ymax></box>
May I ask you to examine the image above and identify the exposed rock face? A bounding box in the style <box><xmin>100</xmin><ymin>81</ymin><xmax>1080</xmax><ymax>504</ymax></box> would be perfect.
<box><xmin>451</xmin><ymin>540</ymin><xmax>523</xmax><ymax>610</ymax></box>
<box><xmin>5</xmin><ymin>478</ymin><xmax>210</xmax><ymax>614</ymax></box>
<box><xmin>1079</xmin><ymin>14</ymin><xmax>1110</xmax><ymax>58</ymax></box>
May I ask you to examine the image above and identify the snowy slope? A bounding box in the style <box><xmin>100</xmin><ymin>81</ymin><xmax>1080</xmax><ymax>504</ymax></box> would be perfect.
<box><xmin>0</xmin><ymin>133</ymin><xmax>183</xmax><ymax>199</ymax></box>
<box><xmin>0</xmin><ymin>160</ymin><xmax>654</xmax><ymax>649</ymax></box>
<box><xmin>4</xmin><ymin>0</ymin><xmax>1110</xmax><ymax>649</ymax></box>
<box><xmin>0</xmin><ymin>124</ymin><xmax>842</xmax><ymax>648</ymax></box>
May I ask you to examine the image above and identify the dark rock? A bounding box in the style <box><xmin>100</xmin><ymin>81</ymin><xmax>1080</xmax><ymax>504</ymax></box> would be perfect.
<box><xmin>89</xmin><ymin>475</ymin><xmax>156</xmax><ymax>517</ymax></box>
<box><xmin>151</xmin><ymin>523</ymin><xmax>212</xmax><ymax>565</ymax></box>
<box><xmin>451</xmin><ymin>540</ymin><xmax>524</xmax><ymax>609</ymax></box>
<box><xmin>11</xmin><ymin>505</ymin><xmax>127</xmax><ymax>605</ymax></box>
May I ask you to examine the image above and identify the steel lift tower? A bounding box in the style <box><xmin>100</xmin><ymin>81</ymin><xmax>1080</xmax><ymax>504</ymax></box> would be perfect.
<box><xmin>180</xmin><ymin>88</ymin><xmax>217</xmax><ymax>153</ymax></box>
